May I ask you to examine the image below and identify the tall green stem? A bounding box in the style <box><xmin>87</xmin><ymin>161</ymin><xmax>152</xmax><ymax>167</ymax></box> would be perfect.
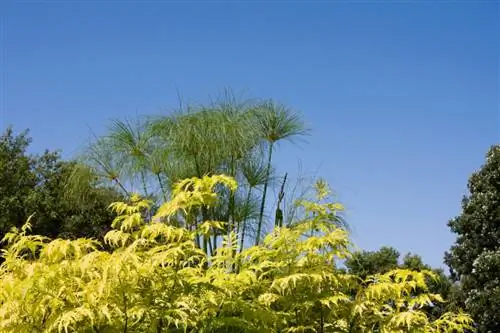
<box><xmin>140</xmin><ymin>170</ymin><xmax>149</xmax><ymax>198</ymax></box>
<box><xmin>255</xmin><ymin>142</ymin><xmax>273</xmax><ymax>245</ymax></box>
<box><xmin>226</xmin><ymin>155</ymin><xmax>237</xmax><ymax>235</ymax></box>
<box><xmin>208</xmin><ymin>237</ymin><xmax>214</xmax><ymax>257</ymax></box>
<box><xmin>156</xmin><ymin>173</ymin><xmax>168</xmax><ymax>202</ymax></box>
<box><xmin>113</xmin><ymin>178</ymin><xmax>131</xmax><ymax>198</ymax></box>
<box><xmin>203</xmin><ymin>235</ymin><xmax>208</xmax><ymax>255</ymax></box>
<box><xmin>275</xmin><ymin>173</ymin><xmax>287</xmax><ymax>228</ymax></box>
<box><xmin>239</xmin><ymin>187</ymin><xmax>252</xmax><ymax>253</ymax></box>
<box><xmin>212</xmin><ymin>233</ymin><xmax>218</xmax><ymax>256</ymax></box>
<box><xmin>208</xmin><ymin>206</ymin><xmax>217</xmax><ymax>256</ymax></box>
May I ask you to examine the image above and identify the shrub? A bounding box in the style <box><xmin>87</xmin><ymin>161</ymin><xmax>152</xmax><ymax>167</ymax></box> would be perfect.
<box><xmin>0</xmin><ymin>175</ymin><xmax>473</xmax><ymax>332</ymax></box>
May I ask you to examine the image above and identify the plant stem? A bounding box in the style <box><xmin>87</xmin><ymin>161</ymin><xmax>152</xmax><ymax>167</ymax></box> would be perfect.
<box><xmin>140</xmin><ymin>170</ymin><xmax>149</xmax><ymax>197</ymax></box>
<box><xmin>320</xmin><ymin>309</ymin><xmax>324</xmax><ymax>333</ymax></box>
<box><xmin>208</xmin><ymin>237</ymin><xmax>214</xmax><ymax>256</ymax></box>
<box><xmin>156</xmin><ymin>173</ymin><xmax>168</xmax><ymax>202</ymax></box>
<box><xmin>228</xmin><ymin>156</ymin><xmax>236</xmax><ymax>234</ymax></box>
<box><xmin>255</xmin><ymin>142</ymin><xmax>273</xmax><ymax>245</ymax></box>
<box><xmin>113</xmin><ymin>178</ymin><xmax>131</xmax><ymax>198</ymax></box>
<box><xmin>212</xmin><ymin>233</ymin><xmax>218</xmax><ymax>255</ymax></box>
<box><xmin>203</xmin><ymin>235</ymin><xmax>208</xmax><ymax>254</ymax></box>
<box><xmin>275</xmin><ymin>173</ymin><xmax>287</xmax><ymax>228</ymax></box>
<box><xmin>239</xmin><ymin>187</ymin><xmax>252</xmax><ymax>253</ymax></box>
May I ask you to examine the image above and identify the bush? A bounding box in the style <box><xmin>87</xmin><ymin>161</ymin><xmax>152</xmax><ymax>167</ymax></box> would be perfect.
<box><xmin>0</xmin><ymin>175</ymin><xmax>473</xmax><ymax>332</ymax></box>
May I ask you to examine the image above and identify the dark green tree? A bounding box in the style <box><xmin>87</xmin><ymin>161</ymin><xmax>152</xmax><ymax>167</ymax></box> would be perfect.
<box><xmin>345</xmin><ymin>246</ymin><xmax>455</xmax><ymax>320</ymax></box>
<box><xmin>445</xmin><ymin>144</ymin><xmax>500</xmax><ymax>333</ymax></box>
<box><xmin>0</xmin><ymin>127</ymin><xmax>122</xmax><ymax>241</ymax></box>
<box><xmin>345</xmin><ymin>246</ymin><xmax>400</xmax><ymax>279</ymax></box>
<box><xmin>0</xmin><ymin>128</ymin><xmax>35</xmax><ymax>235</ymax></box>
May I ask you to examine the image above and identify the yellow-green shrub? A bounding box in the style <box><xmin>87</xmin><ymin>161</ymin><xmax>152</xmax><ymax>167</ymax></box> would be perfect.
<box><xmin>0</xmin><ymin>175</ymin><xmax>473</xmax><ymax>332</ymax></box>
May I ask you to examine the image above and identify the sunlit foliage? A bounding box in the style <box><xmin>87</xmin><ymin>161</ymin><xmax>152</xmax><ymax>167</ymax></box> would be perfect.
<box><xmin>0</xmin><ymin>175</ymin><xmax>473</xmax><ymax>332</ymax></box>
<box><xmin>80</xmin><ymin>92</ymin><xmax>309</xmax><ymax>253</ymax></box>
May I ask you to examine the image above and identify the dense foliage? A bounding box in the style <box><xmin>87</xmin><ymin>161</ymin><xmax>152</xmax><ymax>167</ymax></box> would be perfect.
<box><xmin>81</xmin><ymin>95</ymin><xmax>308</xmax><ymax>256</ymax></box>
<box><xmin>5</xmin><ymin>94</ymin><xmax>496</xmax><ymax>331</ymax></box>
<box><xmin>345</xmin><ymin>247</ymin><xmax>401</xmax><ymax>279</ymax></box>
<box><xmin>0</xmin><ymin>128</ymin><xmax>122</xmax><ymax>241</ymax></box>
<box><xmin>445</xmin><ymin>145</ymin><xmax>500</xmax><ymax>332</ymax></box>
<box><xmin>346</xmin><ymin>247</ymin><xmax>456</xmax><ymax>320</ymax></box>
<box><xmin>0</xmin><ymin>175</ymin><xmax>473</xmax><ymax>332</ymax></box>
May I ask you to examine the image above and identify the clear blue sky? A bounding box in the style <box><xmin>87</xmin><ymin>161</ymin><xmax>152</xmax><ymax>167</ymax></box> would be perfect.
<box><xmin>1</xmin><ymin>2</ymin><xmax>498</xmax><ymax>268</ymax></box>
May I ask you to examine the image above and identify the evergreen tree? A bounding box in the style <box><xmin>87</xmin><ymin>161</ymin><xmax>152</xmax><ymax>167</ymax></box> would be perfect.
<box><xmin>445</xmin><ymin>145</ymin><xmax>500</xmax><ymax>332</ymax></box>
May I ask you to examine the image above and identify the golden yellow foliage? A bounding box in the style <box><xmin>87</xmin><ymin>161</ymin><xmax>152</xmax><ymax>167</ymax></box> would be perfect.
<box><xmin>0</xmin><ymin>175</ymin><xmax>473</xmax><ymax>332</ymax></box>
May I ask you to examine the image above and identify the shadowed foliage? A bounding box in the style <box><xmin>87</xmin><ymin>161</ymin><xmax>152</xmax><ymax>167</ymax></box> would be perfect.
<box><xmin>0</xmin><ymin>127</ymin><xmax>122</xmax><ymax>242</ymax></box>
<box><xmin>445</xmin><ymin>144</ymin><xmax>500</xmax><ymax>333</ymax></box>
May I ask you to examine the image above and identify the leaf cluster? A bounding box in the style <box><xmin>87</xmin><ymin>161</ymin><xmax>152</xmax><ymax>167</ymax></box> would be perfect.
<box><xmin>0</xmin><ymin>175</ymin><xmax>473</xmax><ymax>333</ymax></box>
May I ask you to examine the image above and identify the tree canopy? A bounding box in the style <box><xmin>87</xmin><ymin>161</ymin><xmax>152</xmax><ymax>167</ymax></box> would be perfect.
<box><xmin>0</xmin><ymin>127</ymin><xmax>122</xmax><ymax>241</ymax></box>
<box><xmin>445</xmin><ymin>144</ymin><xmax>500</xmax><ymax>333</ymax></box>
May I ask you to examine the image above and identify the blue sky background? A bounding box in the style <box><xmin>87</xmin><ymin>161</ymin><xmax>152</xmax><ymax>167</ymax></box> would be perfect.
<box><xmin>1</xmin><ymin>2</ymin><xmax>498</xmax><ymax>268</ymax></box>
